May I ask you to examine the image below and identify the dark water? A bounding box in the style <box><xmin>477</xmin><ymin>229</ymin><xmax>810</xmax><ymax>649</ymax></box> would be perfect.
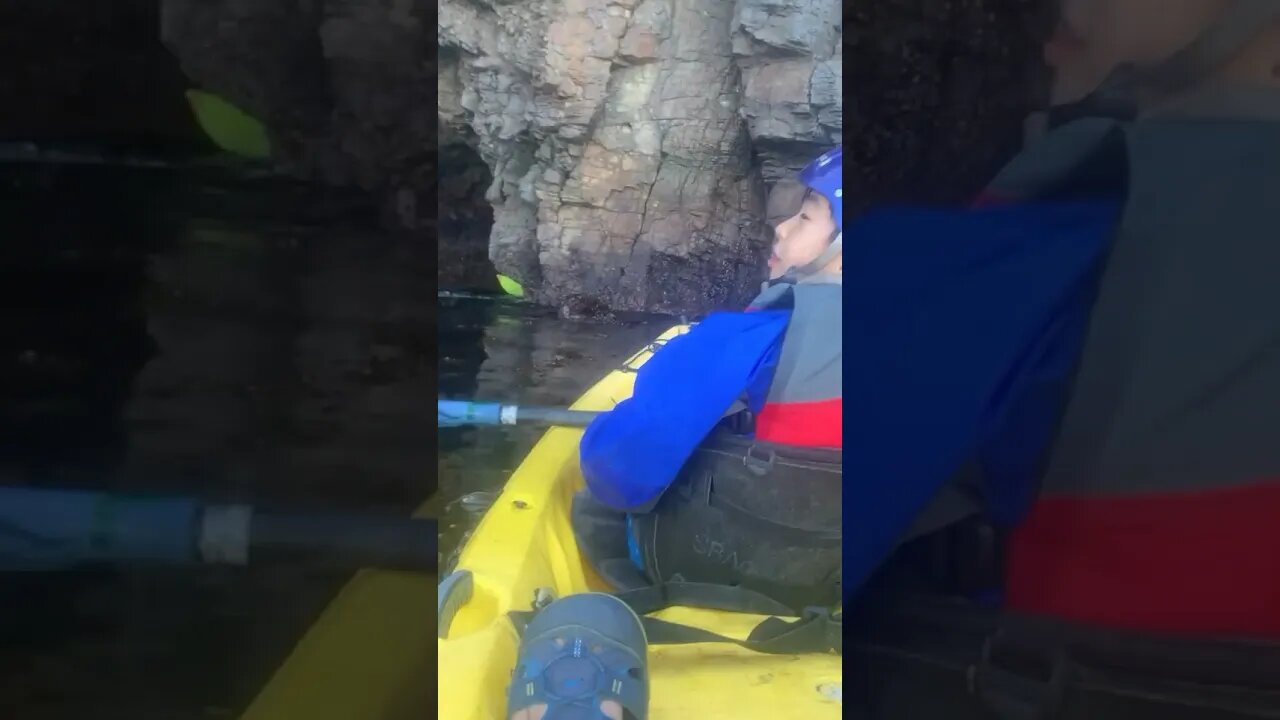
<box><xmin>430</xmin><ymin>295</ymin><xmax>671</xmax><ymax>571</ymax></box>
<box><xmin>1</xmin><ymin>162</ymin><xmax>430</xmax><ymax>719</ymax></box>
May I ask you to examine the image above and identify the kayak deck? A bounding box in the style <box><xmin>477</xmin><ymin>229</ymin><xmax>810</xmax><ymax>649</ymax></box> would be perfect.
<box><xmin>438</xmin><ymin>326</ymin><xmax>842</xmax><ymax>719</ymax></box>
<box><xmin>239</xmin><ymin>565</ymin><xmax>435</xmax><ymax>720</ymax></box>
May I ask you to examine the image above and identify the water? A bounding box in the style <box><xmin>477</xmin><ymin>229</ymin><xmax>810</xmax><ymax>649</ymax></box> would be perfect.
<box><xmin>430</xmin><ymin>296</ymin><xmax>672</xmax><ymax>572</ymax></box>
<box><xmin>1</xmin><ymin>161</ymin><xmax>430</xmax><ymax>719</ymax></box>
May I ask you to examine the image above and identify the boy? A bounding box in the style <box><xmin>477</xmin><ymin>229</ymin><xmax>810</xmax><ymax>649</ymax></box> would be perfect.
<box><xmin>508</xmin><ymin>150</ymin><xmax>845</xmax><ymax>720</ymax></box>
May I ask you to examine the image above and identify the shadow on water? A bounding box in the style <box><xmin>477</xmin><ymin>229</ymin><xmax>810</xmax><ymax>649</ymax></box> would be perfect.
<box><xmin>1</xmin><ymin>161</ymin><xmax>431</xmax><ymax>719</ymax></box>
<box><xmin>431</xmin><ymin>294</ymin><xmax>672</xmax><ymax>572</ymax></box>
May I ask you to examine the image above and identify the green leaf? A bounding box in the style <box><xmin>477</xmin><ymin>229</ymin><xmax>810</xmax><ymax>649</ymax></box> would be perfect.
<box><xmin>185</xmin><ymin>89</ymin><xmax>271</xmax><ymax>159</ymax></box>
<box><xmin>496</xmin><ymin>274</ymin><xmax>525</xmax><ymax>298</ymax></box>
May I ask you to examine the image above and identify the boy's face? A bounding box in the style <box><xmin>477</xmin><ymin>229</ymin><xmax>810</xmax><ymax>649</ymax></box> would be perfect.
<box><xmin>769</xmin><ymin>191</ymin><xmax>839</xmax><ymax>280</ymax></box>
<box><xmin>1046</xmin><ymin>0</ymin><xmax>1232</xmax><ymax>104</ymax></box>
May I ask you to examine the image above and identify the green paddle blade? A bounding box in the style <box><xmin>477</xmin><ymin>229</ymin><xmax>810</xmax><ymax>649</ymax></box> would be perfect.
<box><xmin>185</xmin><ymin>89</ymin><xmax>271</xmax><ymax>159</ymax></box>
<box><xmin>496</xmin><ymin>274</ymin><xmax>525</xmax><ymax>298</ymax></box>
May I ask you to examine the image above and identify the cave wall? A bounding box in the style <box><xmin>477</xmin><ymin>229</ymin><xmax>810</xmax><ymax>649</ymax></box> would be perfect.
<box><xmin>2</xmin><ymin>0</ymin><xmax>1051</xmax><ymax>311</ymax></box>
<box><xmin>438</xmin><ymin>140</ymin><xmax>500</xmax><ymax>290</ymax></box>
<box><xmin>439</xmin><ymin>0</ymin><xmax>1049</xmax><ymax>313</ymax></box>
<box><xmin>159</xmin><ymin>1</ymin><xmax>436</xmax><ymax>221</ymax></box>
<box><xmin>439</xmin><ymin>0</ymin><xmax>843</xmax><ymax>313</ymax></box>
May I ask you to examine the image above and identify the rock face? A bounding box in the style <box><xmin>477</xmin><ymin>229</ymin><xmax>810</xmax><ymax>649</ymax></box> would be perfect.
<box><xmin>158</xmin><ymin>0</ymin><xmax>497</xmax><ymax>290</ymax></box>
<box><xmin>440</xmin><ymin>0</ymin><xmax>842</xmax><ymax>312</ymax></box>
<box><xmin>150</xmin><ymin>0</ymin><xmax>1048</xmax><ymax>312</ymax></box>
<box><xmin>0</xmin><ymin>0</ymin><xmax>1051</xmax><ymax>311</ymax></box>
<box><xmin>159</xmin><ymin>0</ymin><xmax>435</xmax><ymax>218</ymax></box>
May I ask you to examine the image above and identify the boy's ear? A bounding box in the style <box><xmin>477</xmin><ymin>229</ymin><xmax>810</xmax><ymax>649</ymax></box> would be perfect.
<box><xmin>766</xmin><ymin>181</ymin><xmax>806</xmax><ymax>226</ymax></box>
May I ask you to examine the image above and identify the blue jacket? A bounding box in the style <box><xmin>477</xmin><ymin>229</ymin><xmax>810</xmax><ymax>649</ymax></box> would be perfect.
<box><xmin>580</xmin><ymin>199</ymin><xmax>1121</xmax><ymax>604</ymax></box>
<box><xmin>580</xmin><ymin>309</ymin><xmax>789</xmax><ymax>513</ymax></box>
<box><xmin>842</xmin><ymin>199</ymin><xmax>1120</xmax><ymax>600</ymax></box>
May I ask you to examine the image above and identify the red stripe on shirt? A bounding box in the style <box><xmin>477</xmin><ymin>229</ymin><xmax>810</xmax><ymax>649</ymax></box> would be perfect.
<box><xmin>1006</xmin><ymin>479</ymin><xmax>1280</xmax><ymax>637</ymax></box>
<box><xmin>755</xmin><ymin>398</ymin><xmax>843</xmax><ymax>448</ymax></box>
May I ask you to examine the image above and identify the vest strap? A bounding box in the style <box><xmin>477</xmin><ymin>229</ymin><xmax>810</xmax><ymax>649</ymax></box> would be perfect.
<box><xmin>510</xmin><ymin>592</ymin><xmax>842</xmax><ymax>656</ymax></box>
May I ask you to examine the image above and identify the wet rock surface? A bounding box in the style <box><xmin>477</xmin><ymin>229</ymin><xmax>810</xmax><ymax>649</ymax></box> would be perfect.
<box><xmin>437</xmin><ymin>0</ymin><xmax>1048</xmax><ymax>311</ymax></box>
<box><xmin>2</xmin><ymin>0</ymin><xmax>1052</xmax><ymax>310</ymax></box>
<box><xmin>438</xmin><ymin>0</ymin><xmax>842</xmax><ymax>313</ymax></box>
<box><xmin>148</xmin><ymin>0</ymin><xmax>1048</xmax><ymax>310</ymax></box>
<box><xmin>147</xmin><ymin>0</ymin><xmax>847</xmax><ymax>311</ymax></box>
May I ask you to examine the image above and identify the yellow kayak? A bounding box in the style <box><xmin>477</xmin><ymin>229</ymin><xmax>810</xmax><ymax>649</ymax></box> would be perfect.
<box><xmin>437</xmin><ymin>325</ymin><xmax>842</xmax><ymax>719</ymax></box>
<box><xmin>238</xmin><ymin>540</ymin><xmax>436</xmax><ymax>718</ymax></box>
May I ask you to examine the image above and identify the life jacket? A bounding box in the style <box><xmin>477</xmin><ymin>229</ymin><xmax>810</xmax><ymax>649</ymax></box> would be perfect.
<box><xmin>624</xmin><ymin>430</ymin><xmax>843</xmax><ymax>616</ymax></box>
<box><xmin>619</xmin><ymin>271</ymin><xmax>849</xmax><ymax>614</ymax></box>
<box><xmin>996</xmin><ymin>87</ymin><xmax>1280</xmax><ymax>638</ymax></box>
<box><xmin>574</xmin><ymin>280</ymin><xmax>845</xmax><ymax>653</ymax></box>
<box><xmin>579</xmin><ymin>308</ymin><xmax>789</xmax><ymax>513</ymax></box>
<box><xmin>581</xmin><ymin>193</ymin><xmax>1122</xmax><ymax>655</ymax></box>
<box><xmin>579</xmin><ymin>276</ymin><xmax>842</xmax><ymax>513</ymax></box>
<box><xmin>620</xmin><ymin>281</ymin><xmax>843</xmax><ymax>615</ymax></box>
<box><xmin>836</xmin><ymin>88</ymin><xmax>1280</xmax><ymax>720</ymax></box>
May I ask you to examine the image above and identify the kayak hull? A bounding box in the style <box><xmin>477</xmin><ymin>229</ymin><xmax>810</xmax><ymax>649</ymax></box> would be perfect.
<box><xmin>240</xmin><ymin>567</ymin><xmax>435</xmax><ymax>720</ymax></box>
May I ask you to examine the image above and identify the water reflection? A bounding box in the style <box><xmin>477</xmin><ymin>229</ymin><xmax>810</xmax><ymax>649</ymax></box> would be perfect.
<box><xmin>1</xmin><ymin>163</ymin><xmax>169</xmax><ymax>483</ymax></box>
<box><xmin>432</xmin><ymin>295</ymin><xmax>670</xmax><ymax>571</ymax></box>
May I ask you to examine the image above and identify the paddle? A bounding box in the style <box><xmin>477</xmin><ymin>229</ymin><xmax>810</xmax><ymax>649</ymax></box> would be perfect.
<box><xmin>0</xmin><ymin>486</ymin><xmax>435</xmax><ymax>573</ymax></box>
<box><xmin>438</xmin><ymin>399</ymin><xmax>599</xmax><ymax>428</ymax></box>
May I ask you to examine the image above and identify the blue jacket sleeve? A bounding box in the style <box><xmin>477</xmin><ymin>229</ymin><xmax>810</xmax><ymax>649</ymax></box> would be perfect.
<box><xmin>580</xmin><ymin>310</ymin><xmax>789</xmax><ymax>513</ymax></box>
<box><xmin>842</xmin><ymin>200</ymin><xmax>1120</xmax><ymax>603</ymax></box>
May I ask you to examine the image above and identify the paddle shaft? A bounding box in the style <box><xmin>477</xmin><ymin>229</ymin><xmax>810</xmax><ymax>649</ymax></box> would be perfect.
<box><xmin>206</xmin><ymin>505</ymin><xmax>436</xmax><ymax>572</ymax></box>
<box><xmin>0</xmin><ymin>487</ymin><xmax>435</xmax><ymax>573</ymax></box>
<box><xmin>438</xmin><ymin>399</ymin><xmax>599</xmax><ymax>428</ymax></box>
<box><xmin>509</xmin><ymin>406</ymin><xmax>599</xmax><ymax>427</ymax></box>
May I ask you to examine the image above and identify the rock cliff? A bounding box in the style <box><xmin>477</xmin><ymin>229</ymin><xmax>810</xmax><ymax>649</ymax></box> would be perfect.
<box><xmin>151</xmin><ymin>0</ymin><xmax>1046</xmax><ymax>312</ymax></box>
<box><xmin>157</xmin><ymin>0</ymin><xmax>847</xmax><ymax>311</ymax></box>
<box><xmin>439</xmin><ymin>0</ymin><xmax>843</xmax><ymax>312</ymax></box>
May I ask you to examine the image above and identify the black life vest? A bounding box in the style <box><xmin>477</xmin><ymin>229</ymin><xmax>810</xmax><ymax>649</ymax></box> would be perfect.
<box><xmin>568</xmin><ymin>429</ymin><xmax>844</xmax><ymax>655</ymax></box>
<box><xmin>846</xmin><ymin>585</ymin><xmax>1280</xmax><ymax>720</ymax></box>
<box><xmin>624</xmin><ymin>431</ymin><xmax>841</xmax><ymax>616</ymax></box>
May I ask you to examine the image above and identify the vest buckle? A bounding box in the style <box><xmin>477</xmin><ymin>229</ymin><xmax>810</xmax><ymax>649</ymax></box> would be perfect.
<box><xmin>968</xmin><ymin>628</ymin><xmax>1069</xmax><ymax>720</ymax></box>
<box><xmin>743</xmin><ymin>444</ymin><xmax>776</xmax><ymax>476</ymax></box>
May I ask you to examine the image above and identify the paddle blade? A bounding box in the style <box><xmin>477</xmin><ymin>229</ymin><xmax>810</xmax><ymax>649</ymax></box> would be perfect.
<box><xmin>185</xmin><ymin>89</ymin><xmax>271</xmax><ymax>159</ymax></box>
<box><xmin>496</xmin><ymin>274</ymin><xmax>525</xmax><ymax>297</ymax></box>
<box><xmin>438</xmin><ymin>400</ymin><xmax>501</xmax><ymax>427</ymax></box>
